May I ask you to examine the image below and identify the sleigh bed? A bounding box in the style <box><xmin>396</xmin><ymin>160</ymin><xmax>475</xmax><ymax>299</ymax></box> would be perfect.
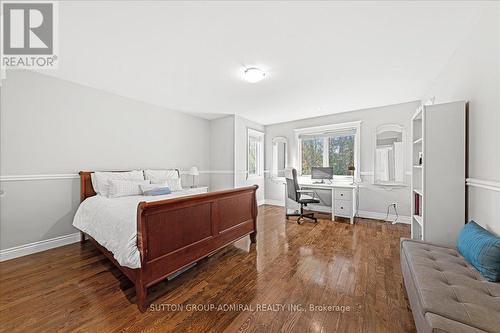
<box><xmin>77</xmin><ymin>171</ymin><xmax>258</xmax><ymax>311</ymax></box>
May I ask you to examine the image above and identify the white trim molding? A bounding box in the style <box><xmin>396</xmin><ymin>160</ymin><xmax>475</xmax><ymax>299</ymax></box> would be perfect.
<box><xmin>0</xmin><ymin>233</ymin><xmax>81</xmax><ymax>262</ymax></box>
<box><xmin>357</xmin><ymin>210</ymin><xmax>411</xmax><ymax>224</ymax></box>
<box><xmin>373</xmin><ymin>123</ymin><xmax>406</xmax><ymax>187</ymax></box>
<box><xmin>247</xmin><ymin>128</ymin><xmax>265</xmax><ymax>180</ymax></box>
<box><xmin>0</xmin><ymin>171</ymin><xmax>252</xmax><ymax>181</ymax></box>
<box><xmin>0</xmin><ymin>173</ymin><xmax>79</xmax><ymax>182</ymax></box>
<box><xmin>294</xmin><ymin>120</ymin><xmax>362</xmax><ymax>136</ymax></box>
<box><xmin>360</xmin><ymin>170</ymin><xmax>412</xmax><ymax>177</ymax></box>
<box><xmin>264</xmin><ymin>199</ymin><xmax>285</xmax><ymax>207</ymax></box>
<box><xmin>184</xmin><ymin>170</ymin><xmax>236</xmax><ymax>175</ymax></box>
<box><xmin>466</xmin><ymin>178</ymin><xmax>500</xmax><ymax>192</ymax></box>
<box><xmin>262</xmin><ymin>200</ymin><xmax>411</xmax><ymax>224</ymax></box>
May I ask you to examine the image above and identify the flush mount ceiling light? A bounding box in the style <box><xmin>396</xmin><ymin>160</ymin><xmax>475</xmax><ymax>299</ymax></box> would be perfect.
<box><xmin>243</xmin><ymin>67</ymin><xmax>266</xmax><ymax>83</ymax></box>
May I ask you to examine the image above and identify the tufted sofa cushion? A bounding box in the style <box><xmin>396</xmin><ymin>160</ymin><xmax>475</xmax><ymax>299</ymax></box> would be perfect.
<box><xmin>401</xmin><ymin>239</ymin><xmax>500</xmax><ymax>333</ymax></box>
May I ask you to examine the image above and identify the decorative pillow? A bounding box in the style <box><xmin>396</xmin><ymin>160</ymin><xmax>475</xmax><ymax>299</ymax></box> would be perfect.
<box><xmin>140</xmin><ymin>183</ymin><xmax>171</xmax><ymax>196</ymax></box>
<box><xmin>108</xmin><ymin>180</ymin><xmax>151</xmax><ymax>198</ymax></box>
<box><xmin>457</xmin><ymin>221</ymin><xmax>500</xmax><ymax>282</ymax></box>
<box><xmin>144</xmin><ymin>169</ymin><xmax>179</xmax><ymax>181</ymax></box>
<box><xmin>92</xmin><ymin>170</ymin><xmax>144</xmax><ymax>197</ymax></box>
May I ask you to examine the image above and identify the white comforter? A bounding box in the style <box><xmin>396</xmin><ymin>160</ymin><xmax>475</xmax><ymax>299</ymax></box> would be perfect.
<box><xmin>72</xmin><ymin>188</ymin><xmax>207</xmax><ymax>269</ymax></box>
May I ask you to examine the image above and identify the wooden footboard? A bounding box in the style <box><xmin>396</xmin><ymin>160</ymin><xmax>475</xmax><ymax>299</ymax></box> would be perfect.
<box><xmin>135</xmin><ymin>185</ymin><xmax>258</xmax><ymax>311</ymax></box>
<box><xmin>79</xmin><ymin>171</ymin><xmax>258</xmax><ymax>312</ymax></box>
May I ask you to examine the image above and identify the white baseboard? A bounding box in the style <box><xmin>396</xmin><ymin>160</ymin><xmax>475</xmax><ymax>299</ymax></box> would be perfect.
<box><xmin>0</xmin><ymin>232</ymin><xmax>81</xmax><ymax>262</ymax></box>
<box><xmin>356</xmin><ymin>210</ymin><xmax>411</xmax><ymax>224</ymax></box>
<box><xmin>263</xmin><ymin>199</ymin><xmax>285</xmax><ymax>207</ymax></box>
<box><xmin>0</xmin><ymin>207</ymin><xmax>410</xmax><ymax>263</ymax></box>
<box><xmin>257</xmin><ymin>200</ymin><xmax>266</xmax><ymax>206</ymax></box>
<box><xmin>262</xmin><ymin>199</ymin><xmax>411</xmax><ymax>224</ymax></box>
<box><xmin>307</xmin><ymin>205</ymin><xmax>332</xmax><ymax>214</ymax></box>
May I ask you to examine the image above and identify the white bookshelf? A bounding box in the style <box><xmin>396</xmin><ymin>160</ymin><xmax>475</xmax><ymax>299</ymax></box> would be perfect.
<box><xmin>410</xmin><ymin>101</ymin><xmax>466</xmax><ymax>246</ymax></box>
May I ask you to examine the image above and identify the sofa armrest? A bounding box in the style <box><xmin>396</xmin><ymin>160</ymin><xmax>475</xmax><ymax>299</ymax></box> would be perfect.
<box><xmin>400</xmin><ymin>237</ymin><xmax>456</xmax><ymax>251</ymax></box>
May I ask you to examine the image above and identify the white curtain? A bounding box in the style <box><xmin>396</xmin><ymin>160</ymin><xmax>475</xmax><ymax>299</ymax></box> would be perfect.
<box><xmin>393</xmin><ymin>142</ymin><xmax>404</xmax><ymax>182</ymax></box>
<box><xmin>376</xmin><ymin>147</ymin><xmax>391</xmax><ymax>181</ymax></box>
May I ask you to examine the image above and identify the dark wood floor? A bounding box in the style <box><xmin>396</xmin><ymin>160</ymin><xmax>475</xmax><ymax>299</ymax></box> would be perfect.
<box><xmin>0</xmin><ymin>205</ymin><xmax>416</xmax><ymax>333</ymax></box>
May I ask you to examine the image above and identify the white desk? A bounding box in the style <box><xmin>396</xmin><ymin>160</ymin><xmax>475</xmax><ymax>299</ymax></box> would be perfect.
<box><xmin>284</xmin><ymin>182</ymin><xmax>357</xmax><ymax>224</ymax></box>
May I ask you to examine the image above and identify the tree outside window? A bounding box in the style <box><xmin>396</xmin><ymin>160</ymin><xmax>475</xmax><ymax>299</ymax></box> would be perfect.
<box><xmin>328</xmin><ymin>135</ymin><xmax>354</xmax><ymax>175</ymax></box>
<box><xmin>301</xmin><ymin>134</ymin><xmax>355</xmax><ymax>176</ymax></box>
<box><xmin>247</xmin><ymin>129</ymin><xmax>264</xmax><ymax>178</ymax></box>
<box><xmin>301</xmin><ymin>138</ymin><xmax>323</xmax><ymax>175</ymax></box>
<box><xmin>248</xmin><ymin>136</ymin><xmax>258</xmax><ymax>175</ymax></box>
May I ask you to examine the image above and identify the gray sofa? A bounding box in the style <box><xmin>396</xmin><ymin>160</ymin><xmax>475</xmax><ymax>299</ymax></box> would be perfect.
<box><xmin>400</xmin><ymin>238</ymin><xmax>500</xmax><ymax>333</ymax></box>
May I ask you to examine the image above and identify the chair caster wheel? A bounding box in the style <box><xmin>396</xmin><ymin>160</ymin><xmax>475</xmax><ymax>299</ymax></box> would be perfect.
<box><xmin>297</xmin><ymin>218</ymin><xmax>303</xmax><ymax>225</ymax></box>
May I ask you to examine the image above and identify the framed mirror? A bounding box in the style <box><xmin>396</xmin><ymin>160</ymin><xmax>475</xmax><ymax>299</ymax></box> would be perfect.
<box><xmin>272</xmin><ymin>137</ymin><xmax>288</xmax><ymax>178</ymax></box>
<box><xmin>374</xmin><ymin>124</ymin><xmax>405</xmax><ymax>186</ymax></box>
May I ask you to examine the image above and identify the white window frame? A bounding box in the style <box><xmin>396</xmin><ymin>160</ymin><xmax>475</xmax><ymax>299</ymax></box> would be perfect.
<box><xmin>247</xmin><ymin>128</ymin><xmax>264</xmax><ymax>179</ymax></box>
<box><xmin>295</xmin><ymin>121</ymin><xmax>361</xmax><ymax>181</ymax></box>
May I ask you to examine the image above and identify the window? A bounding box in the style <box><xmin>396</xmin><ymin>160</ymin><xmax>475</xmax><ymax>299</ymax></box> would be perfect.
<box><xmin>296</xmin><ymin>121</ymin><xmax>360</xmax><ymax>179</ymax></box>
<box><xmin>301</xmin><ymin>137</ymin><xmax>323</xmax><ymax>175</ymax></box>
<box><xmin>247</xmin><ymin>128</ymin><xmax>264</xmax><ymax>178</ymax></box>
<box><xmin>328</xmin><ymin>135</ymin><xmax>355</xmax><ymax>176</ymax></box>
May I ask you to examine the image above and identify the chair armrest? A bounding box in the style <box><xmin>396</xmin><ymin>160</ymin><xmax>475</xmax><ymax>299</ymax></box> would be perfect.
<box><xmin>297</xmin><ymin>189</ymin><xmax>316</xmax><ymax>200</ymax></box>
<box><xmin>297</xmin><ymin>189</ymin><xmax>315</xmax><ymax>193</ymax></box>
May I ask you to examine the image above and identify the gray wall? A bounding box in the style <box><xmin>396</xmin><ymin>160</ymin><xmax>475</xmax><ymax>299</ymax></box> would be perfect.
<box><xmin>209</xmin><ymin>116</ymin><xmax>235</xmax><ymax>191</ymax></box>
<box><xmin>208</xmin><ymin>115</ymin><xmax>266</xmax><ymax>203</ymax></box>
<box><xmin>0</xmin><ymin>71</ymin><xmax>211</xmax><ymax>250</ymax></box>
<box><xmin>264</xmin><ymin>101</ymin><xmax>421</xmax><ymax>218</ymax></box>
<box><xmin>424</xmin><ymin>8</ymin><xmax>499</xmax><ymax>235</ymax></box>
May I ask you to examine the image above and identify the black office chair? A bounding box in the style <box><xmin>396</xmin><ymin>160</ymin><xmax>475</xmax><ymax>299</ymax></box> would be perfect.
<box><xmin>285</xmin><ymin>168</ymin><xmax>320</xmax><ymax>224</ymax></box>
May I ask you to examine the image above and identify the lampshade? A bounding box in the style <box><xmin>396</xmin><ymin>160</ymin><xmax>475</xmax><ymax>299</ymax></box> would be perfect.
<box><xmin>189</xmin><ymin>166</ymin><xmax>199</xmax><ymax>176</ymax></box>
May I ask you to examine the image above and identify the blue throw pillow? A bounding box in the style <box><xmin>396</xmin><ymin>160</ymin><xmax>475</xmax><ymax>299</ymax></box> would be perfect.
<box><xmin>143</xmin><ymin>187</ymin><xmax>171</xmax><ymax>196</ymax></box>
<box><xmin>457</xmin><ymin>221</ymin><xmax>500</xmax><ymax>282</ymax></box>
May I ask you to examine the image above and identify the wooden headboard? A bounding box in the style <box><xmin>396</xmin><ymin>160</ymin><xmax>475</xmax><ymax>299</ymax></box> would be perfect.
<box><xmin>79</xmin><ymin>171</ymin><xmax>97</xmax><ymax>202</ymax></box>
<box><xmin>79</xmin><ymin>169</ymin><xmax>181</xmax><ymax>202</ymax></box>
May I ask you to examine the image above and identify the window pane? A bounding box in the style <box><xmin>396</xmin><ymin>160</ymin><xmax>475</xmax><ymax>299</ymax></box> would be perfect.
<box><xmin>248</xmin><ymin>137</ymin><xmax>258</xmax><ymax>175</ymax></box>
<box><xmin>328</xmin><ymin>135</ymin><xmax>354</xmax><ymax>175</ymax></box>
<box><xmin>301</xmin><ymin>138</ymin><xmax>323</xmax><ymax>175</ymax></box>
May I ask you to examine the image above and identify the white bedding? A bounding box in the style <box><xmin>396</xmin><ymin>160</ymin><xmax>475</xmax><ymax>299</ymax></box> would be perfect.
<box><xmin>72</xmin><ymin>188</ymin><xmax>207</xmax><ymax>269</ymax></box>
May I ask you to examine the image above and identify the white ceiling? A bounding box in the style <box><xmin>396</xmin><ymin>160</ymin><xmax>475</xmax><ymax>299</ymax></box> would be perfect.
<box><xmin>35</xmin><ymin>1</ymin><xmax>491</xmax><ymax>124</ymax></box>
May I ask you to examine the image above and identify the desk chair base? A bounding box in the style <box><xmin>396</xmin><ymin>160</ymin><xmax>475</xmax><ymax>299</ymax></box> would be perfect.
<box><xmin>286</xmin><ymin>206</ymin><xmax>318</xmax><ymax>224</ymax></box>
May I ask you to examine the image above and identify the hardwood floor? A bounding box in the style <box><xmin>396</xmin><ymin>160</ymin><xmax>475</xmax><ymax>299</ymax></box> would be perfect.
<box><xmin>0</xmin><ymin>205</ymin><xmax>416</xmax><ymax>333</ymax></box>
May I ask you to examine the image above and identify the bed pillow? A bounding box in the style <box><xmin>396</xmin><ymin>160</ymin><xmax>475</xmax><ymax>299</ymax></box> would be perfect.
<box><xmin>140</xmin><ymin>183</ymin><xmax>171</xmax><ymax>196</ymax></box>
<box><xmin>108</xmin><ymin>180</ymin><xmax>151</xmax><ymax>198</ymax></box>
<box><xmin>151</xmin><ymin>178</ymin><xmax>183</xmax><ymax>191</ymax></box>
<box><xmin>92</xmin><ymin>170</ymin><xmax>144</xmax><ymax>197</ymax></box>
<box><xmin>166</xmin><ymin>178</ymin><xmax>183</xmax><ymax>191</ymax></box>
<box><xmin>457</xmin><ymin>221</ymin><xmax>500</xmax><ymax>282</ymax></box>
<box><xmin>144</xmin><ymin>169</ymin><xmax>179</xmax><ymax>181</ymax></box>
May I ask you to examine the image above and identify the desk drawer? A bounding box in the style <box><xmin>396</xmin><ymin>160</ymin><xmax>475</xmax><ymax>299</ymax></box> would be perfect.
<box><xmin>334</xmin><ymin>200</ymin><xmax>352</xmax><ymax>217</ymax></box>
<box><xmin>334</xmin><ymin>189</ymin><xmax>352</xmax><ymax>201</ymax></box>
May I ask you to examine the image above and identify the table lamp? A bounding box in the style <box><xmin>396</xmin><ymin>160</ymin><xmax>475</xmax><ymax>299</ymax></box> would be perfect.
<box><xmin>189</xmin><ymin>166</ymin><xmax>199</xmax><ymax>188</ymax></box>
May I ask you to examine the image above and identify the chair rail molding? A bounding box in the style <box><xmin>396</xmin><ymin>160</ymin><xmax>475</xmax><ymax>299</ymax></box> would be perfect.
<box><xmin>0</xmin><ymin>173</ymin><xmax>79</xmax><ymax>182</ymax></box>
<box><xmin>0</xmin><ymin>170</ymin><xmax>249</xmax><ymax>182</ymax></box>
<box><xmin>360</xmin><ymin>170</ymin><xmax>412</xmax><ymax>177</ymax></box>
<box><xmin>466</xmin><ymin>178</ymin><xmax>500</xmax><ymax>192</ymax></box>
